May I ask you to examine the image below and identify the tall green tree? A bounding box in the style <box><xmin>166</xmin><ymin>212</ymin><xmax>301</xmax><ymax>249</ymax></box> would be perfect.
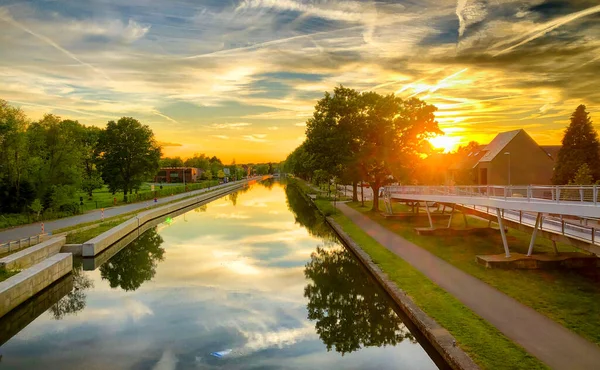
<box><xmin>160</xmin><ymin>156</ymin><xmax>184</xmax><ymax>167</ymax></box>
<box><xmin>553</xmin><ymin>105</ymin><xmax>600</xmax><ymax>184</ymax></box>
<box><xmin>96</xmin><ymin>117</ymin><xmax>161</xmax><ymax>202</ymax></box>
<box><xmin>359</xmin><ymin>95</ymin><xmax>440</xmax><ymax>211</ymax></box>
<box><xmin>305</xmin><ymin>86</ymin><xmax>363</xmax><ymax>200</ymax></box>
<box><xmin>27</xmin><ymin>115</ymin><xmax>86</xmax><ymax>210</ymax></box>
<box><xmin>81</xmin><ymin>126</ymin><xmax>103</xmax><ymax>199</ymax></box>
<box><xmin>0</xmin><ymin>100</ymin><xmax>33</xmax><ymax>212</ymax></box>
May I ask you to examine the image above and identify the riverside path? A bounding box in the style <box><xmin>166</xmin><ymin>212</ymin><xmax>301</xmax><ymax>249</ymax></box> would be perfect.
<box><xmin>336</xmin><ymin>202</ymin><xmax>600</xmax><ymax>370</ymax></box>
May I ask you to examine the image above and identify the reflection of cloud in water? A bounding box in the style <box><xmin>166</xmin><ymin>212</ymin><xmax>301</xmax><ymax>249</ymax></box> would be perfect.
<box><xmin>214</xmin><ymin>212</ymin><xmax>251</xmax><ymax>219</ymax></box>
<box><xmin>241</xmin><ymin>324</ymin><xmax>316</xmax><ymax>353</ymax></box>
<box><xmin>125</xmin><ymin>298</ymin><xmax>154</xmax><ymax>321</ymax></box>
<box><xmin>152</xmin><ymin>349</ymin><xmax>178</xmax><ymax>370</ymax></box>
<box><xmin>241</xmin><ymin>200</ymin><xmax>268</xmax><ymax>208</ymax></box>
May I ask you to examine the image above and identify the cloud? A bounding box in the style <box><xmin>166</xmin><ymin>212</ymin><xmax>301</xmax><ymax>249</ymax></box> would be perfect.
<box><xmin>211</xmin><ymin>135</ymin><xmax>230</xmax><ymax>139</ymax></box>
<box><xmin>210</xmin><ymin>123</ymin><xmax>252</xmax><ymax>129</ymax></box>
<box><xmin>492</xmin><ymin>4</ymin><xmax>600</xmax><ymax>56</ymax></box>
<box><xmin>243</xmin><ymin>134</ymin><xmax>268</xmax><ymax>142</ymax></box>
<box><xmin>158</xmin><ymin>141</ymin><xmax>183</xmax><ymax>147</ymax></box>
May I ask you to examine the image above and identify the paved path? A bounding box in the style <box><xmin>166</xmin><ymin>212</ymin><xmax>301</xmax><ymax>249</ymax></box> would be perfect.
<box><xmin>336</xmin><ymin>202</ymin><xmax>600</xmax><ymax>370</ymax></box>
<box><xmin>0</xmin><ymin>179</ymin><xmax>254</xmax><ymax>243</ymax></box>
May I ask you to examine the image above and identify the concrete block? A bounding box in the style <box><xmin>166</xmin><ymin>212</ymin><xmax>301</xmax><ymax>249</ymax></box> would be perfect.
<box><xmin>0</xmin><ymin>253</ymin><xmax>73</xmax><ymax>319</ymax></box>
<box><xmin>0</xmin><ymin>236</ymin><xmax>65</xmax><ymax>271</ymax></box>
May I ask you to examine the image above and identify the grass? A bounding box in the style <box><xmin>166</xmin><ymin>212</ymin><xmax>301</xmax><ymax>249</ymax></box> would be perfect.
<box><xmin>65</xmin><ymin>219</ymin><xmax>126</xmax><ymax>244</ymax></box>
<box><xmin>0</xmin><ymin>267</ymin><xmax>19</xmax><ymax>282</ymax></box>
<box><xmin>75</xmin><ymin>179</ymin><xmax>221</xmax><ymax>211</ymax></box>
<box><xmin>350</xmin><ymin>200</ymin><xmax>600</xmax><ymax>346</ymax></box>
<box><xmin>288</xmin><ymin>178</ymin><xmax>547</xmax><ymax>369</ymax></box>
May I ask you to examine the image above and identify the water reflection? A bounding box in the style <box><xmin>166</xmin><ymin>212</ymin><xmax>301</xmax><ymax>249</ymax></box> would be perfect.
<box><xmin>305</xmin><ymin>246</ymin><xmax>415</xmax><ymax>355</ymax></box>
<box><xmin>99</xmin><ymin>227</ymin><xmax>165</xmax><ymax>291</ymax></box>
<box><xmin>285</xmin><ymin>183</ymin><xmax>335</xmax><ymax>240</ymax></box>
<box><xmin>48</xmin><ymin>259</ymin><xmax>93</xmax><ymax>319</ymax></box>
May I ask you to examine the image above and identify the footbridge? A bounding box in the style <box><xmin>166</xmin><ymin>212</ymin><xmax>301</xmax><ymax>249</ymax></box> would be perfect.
<box><xmin>383</xmin><ymin>185</ymin><xmax>600</xmax><ymax>258</ymax></box>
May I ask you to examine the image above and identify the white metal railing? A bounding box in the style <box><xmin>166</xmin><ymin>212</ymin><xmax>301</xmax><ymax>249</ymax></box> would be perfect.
<box><xmin>384</xmin><ymin>185</ymin><xmax>599</xmax><ymax>205</ymax></box>
<box><xmin>462</xmin><ymin>205</ymin><xmax>599</xmax><ymax>246</ymax></box>
<box><xmin>382</xmin><ymin>185</ymin><xmax>600</xmax><ymax>246</ymax></box>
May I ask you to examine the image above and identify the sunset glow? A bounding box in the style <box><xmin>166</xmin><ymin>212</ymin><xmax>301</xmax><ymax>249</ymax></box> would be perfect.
<box><xmin>1</xmin><ymin>1</ymin><xmax>599</xmax><ymax>162</ymax></box>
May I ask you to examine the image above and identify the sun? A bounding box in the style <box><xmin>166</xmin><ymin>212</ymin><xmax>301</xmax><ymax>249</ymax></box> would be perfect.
<box><xmin>429</xmin><ymin>135</ymin><xmax>461</xmax><ymax>153</ymax></box>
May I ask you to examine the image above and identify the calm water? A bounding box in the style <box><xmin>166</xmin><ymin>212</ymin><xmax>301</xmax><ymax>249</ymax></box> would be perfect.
<box><xmin>0</xmin><ymin>181</ymin><xmax>439</xmax><ymax>369</ymax></box>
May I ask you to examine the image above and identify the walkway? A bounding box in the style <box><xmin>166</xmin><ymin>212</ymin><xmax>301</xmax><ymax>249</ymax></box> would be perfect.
<box><xmin>336</xmin><ymin>202</ymin><xmax>600</xmax><ymax>370</ymax></box>
<box><xmin>0</xmin><ymin>180</ymin><xmax>253</xmax><ymax>243</ymax></box>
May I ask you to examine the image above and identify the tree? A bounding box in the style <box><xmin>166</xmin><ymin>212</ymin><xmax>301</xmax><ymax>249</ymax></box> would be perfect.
<box><xmin>553</xmin><ymin>105</ymin><xmax>600</xmax><ymax>184</ymax></box>
<box><xmin>0</xmin><ymin>100</ymin><xmax>30</xmax><ymax>211</ymax></box>
<box><xmin>49</xmin><ymin>259</ymin><xmax>93</xmax><ymax>319</ymax></box>
<box><xmin>358</xmin><ymin>95</ymin><xmax>440</xmax><ymax>211</ymax></box>
<box><xmin>217</xmin><ymin>169</ymin><xmax>225</xmax><ymax>181</ymax></box>
<box><xmin>26</xmin><ymin>115</ymin><xmax>87</xmax><ymax>211</ymax></box>
<box><xmin>185</xmin><ymin>153</ymin><xmax>210</xmax><ymax>171</ymax></box>
<box><xmin>96</xmin><ymin>117</ymin><xmax>161</xmax><ymax>202</ymax></box>
<box><xmin>100</xmin><ymin>227</ymin><xmax>165</xmax><ymax>291</ymax></box>
<box><xmin>304</xmin><ymin>246</ymin><xmax>414</xmax><ymax>355</ymax></box>
<box><xmin>81</xmin><ymin>126</ymin><xmax>103</xmax><ymax>199</ymax></box>
<box><xmin>160</xmin><ymin>156</ymin><xmax>184</xmax><ymax>167</ymax></box>
<box><xmin>305</xmin><ymin>86</ymin><xmax>363</xmax><ymax>199</ymax></box>
<box><xmin>569</xmin><ymin>164</ymin><xmax>596</xmax><ymax>185</ymax></box>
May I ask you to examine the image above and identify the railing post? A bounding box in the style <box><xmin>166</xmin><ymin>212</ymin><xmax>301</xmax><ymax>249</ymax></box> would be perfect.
<box><xmin>594</xmin><ymin>185</ymin><xmax>598</xmax><ymax>205</ymax></box>
<box><xmin>593</xmin><ymin>228</ymin><xmax>596</xmax><ymax>245</ymax></box>
<box><xmin>519</xmin><ymin>211</ymin><xmax>522</xmax><ymax>224</ymax></box>
<box><xmin>561</xmin><ymin>220</ymin><xmax>565</xmax><ymax>235</ymax></box>
<box><xmin>556</xmin><ymin>187</ymin><xmax>560</xmax><ymax>203</ymax></box>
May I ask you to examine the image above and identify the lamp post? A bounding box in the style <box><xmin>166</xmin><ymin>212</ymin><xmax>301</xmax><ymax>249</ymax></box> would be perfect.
<box><xmin>504</xmin><ymin>152</ymin><xmax>511</xmax><ymax>186</ymax></box>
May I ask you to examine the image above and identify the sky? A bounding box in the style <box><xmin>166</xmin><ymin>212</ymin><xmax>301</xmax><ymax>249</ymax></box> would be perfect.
<box><xmin>1</xmin><ymin>0</ymin><xmax>599</xmax><ymax>162</ymax></box>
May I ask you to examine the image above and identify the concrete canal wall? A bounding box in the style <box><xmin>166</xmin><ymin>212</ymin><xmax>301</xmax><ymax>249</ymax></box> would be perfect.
<box><xmin>0</xmin><ymin>236</ymin><xmax>65</xmax><ymax>270</ymax></box>
<box><xmin>82</xmin><ymin>178</ymin><xmax>264</xmax><ymax>257</ymax></box>
<box><xmin>0</xmin><ymin>253</ymin><xmax>72</xmax><ymax>318</ymax></box>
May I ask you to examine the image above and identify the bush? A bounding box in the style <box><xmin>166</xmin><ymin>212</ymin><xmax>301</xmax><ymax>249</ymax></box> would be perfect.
<box><xmin>59</xmin><ymin>202</ymin><xmax>81</xmax><ymax>215</ymax></box>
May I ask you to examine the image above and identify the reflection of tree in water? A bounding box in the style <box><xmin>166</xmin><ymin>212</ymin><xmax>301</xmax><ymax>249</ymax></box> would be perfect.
<box><xmin>228</xmin><ymin>192</ymin><xmax>238</xmax><ymax>206</ymax></box>
<box><xmin>48</xmin><ymin>258</ymin><xmax>93</xmax><ymax>319</ymax></box>
<box><xmin>194</xmin><ymin>204</ymin><xmax>208</xmax><ymax>213</ymax></box>
<box><xmin>285</xmin><ymin>184</ymin><xmax>335</xmax><ymax>241</ymax></box>
<box><xmin>304</xmin><ymin>246</ymin><xmax>414</xmax><ymax>355</ymax></box>
<box><xmin>259</xmin><ymin>178</ymin><xmax>275</xmax><ymax>190</ymax></box>
<box><xmin>100</xmin><ymin>227</ymin><xmax>165</xmax><ymax>291</ymax></box>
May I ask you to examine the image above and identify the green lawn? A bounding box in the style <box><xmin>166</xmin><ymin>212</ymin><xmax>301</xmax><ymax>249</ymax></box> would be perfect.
<box><xmin>65</xmin><ymin>219</ymin><xmax>126</xmax><ymax>244</ymax></box>
<box><xmin>350</xmin><ymin>200</ymin><xmax>600</xmax><ymax>346</ymax></box>
<box><xmin>322</xmin><ymin>204</ymin><xmax>546</xmax><ymax>369</ymax></box>
<box><xmin>76</xmin><ymin>179</ymin><xmax>220</xmax><ymax>211</ymax></box>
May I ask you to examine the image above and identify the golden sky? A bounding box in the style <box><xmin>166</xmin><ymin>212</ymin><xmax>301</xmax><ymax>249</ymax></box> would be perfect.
<box><xmin>1</xmin><ymin>0</ymin><xmax>599</xmax><ymax>161</ymax></box>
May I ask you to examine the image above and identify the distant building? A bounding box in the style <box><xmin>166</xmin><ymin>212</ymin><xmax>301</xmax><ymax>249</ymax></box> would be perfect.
<box><xmin>154</xmin><ymin>167</ymin><xmax>204</xmax><ymax>183</ymax></box>
<box><xmin>449</xmin><ymin>129</ymin><xmax>557</xmax><ymax>186</ymax></box>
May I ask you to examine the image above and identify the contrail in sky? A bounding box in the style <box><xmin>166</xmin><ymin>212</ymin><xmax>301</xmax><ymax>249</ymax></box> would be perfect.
<box><xmin>183</xmin><ymin>26</ymin><xmax>364</xmax><ymax>59</ymax></box>
<box><xmin>493</xmin><ymin>4</ymin><xmax>600</xmax><ymax>56</ymax></box>
<box><xmin>0</xmin><ymin>9</ymin><xmax>112</xmax><ymax>81</ymax></box>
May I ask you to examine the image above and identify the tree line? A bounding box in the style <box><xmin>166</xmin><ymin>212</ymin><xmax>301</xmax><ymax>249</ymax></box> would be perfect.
<box><xmin>284</xmin><ymin>87</ymin><xmax>600</xmax><ymax>211</ymax></box>
<box><xmin>0</xmin><ymin>100</ymin><xmax>162</xmax><ymax>216</ymax></box>
<box><xmin>284</xmin><ymin>86</ymin><xmax>441</xmax><ymax>211</ymax></box>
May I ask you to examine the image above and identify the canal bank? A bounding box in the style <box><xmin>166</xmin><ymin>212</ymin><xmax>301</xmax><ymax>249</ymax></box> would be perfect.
<box><xmin>0</xmin><ymin>180</ymin><xmax>440</xmax><ymax>369</ymax></box>
<box><xmin>288</xmin><ymin>178</ymin><xmax>547</xmax><ymax>370</ymax></box>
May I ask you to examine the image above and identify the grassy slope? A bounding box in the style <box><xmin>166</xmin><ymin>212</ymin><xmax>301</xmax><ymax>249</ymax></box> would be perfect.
<box><xmin>326</xmin><ymin>205</ymin><xmax>547</xmax><ymax>369</ymax></box>
<box><xmin>350</xmin><ymin>200</ymin><xmax>600</xmax><ymax>346</ymax></box>
<box><xmin>0</xmin><ymin>268</ymin><xmax>19</xmax><ymax>282</ymax></box>
<box><xmin>282</xmin><ymin>178</ymin><xmax>546</xmax><ymax>369</ymax></box>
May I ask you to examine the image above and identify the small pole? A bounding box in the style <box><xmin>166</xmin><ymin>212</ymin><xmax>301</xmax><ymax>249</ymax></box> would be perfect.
<box><xmin>101</xmin><ymin>208</ymin><xmax>105</xmax><ymax>221</ymax></box>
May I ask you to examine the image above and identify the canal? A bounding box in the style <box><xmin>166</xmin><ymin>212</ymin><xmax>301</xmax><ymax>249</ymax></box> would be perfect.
<box><xmin>0</xmin><ymin>180</ymin><xmax>442</xmax><ymax>369</ymax></box>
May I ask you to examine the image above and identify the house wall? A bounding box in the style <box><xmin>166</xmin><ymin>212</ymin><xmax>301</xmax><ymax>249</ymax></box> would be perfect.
<box><xmin>487</xmin><ymin>132</ymin><xmax>554</xmax><ymax>185</ymax></box>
